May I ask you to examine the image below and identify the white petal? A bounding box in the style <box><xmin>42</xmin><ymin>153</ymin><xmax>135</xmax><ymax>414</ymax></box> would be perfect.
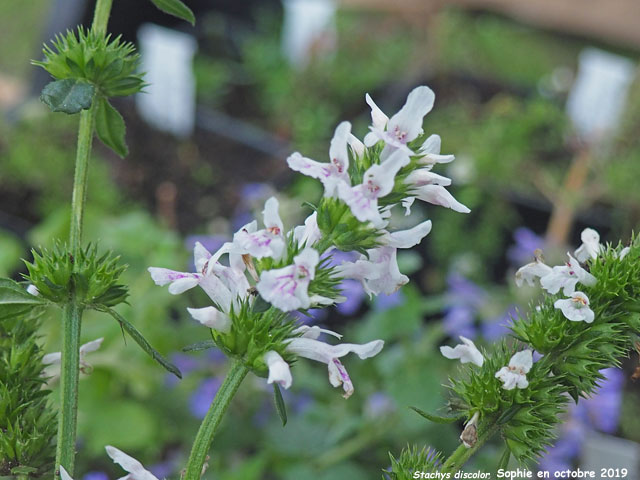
<box><xmin>263</xmin><ymin>197</ymin><xmax>284</xmax><ymax>233</ymax></box>
<box><xmin>364</xmin><ymin>247</ymin><xmax>408</xmax><ymax>295</ymax></box>
<box><xmin>387</xmin><ymin>86</ymin><xmax>435</xmax><ymax>143</ymax></box>
<box><xmin>440</xmin><ymin>336</ymin><xmax>483</xmax><ymax>367</ymax></box>
<box><xmin>293</xmin><ymin>211</ymin><xmax>322</xmax><ymax>248</ymax></box>
<box><xmin>515</xmin><ymin>261</ymin><xmax>552</xmax><ymax>287</ymax></box>
<box><xmin>405</xmin><ymin>169</ymin><xmax>452</xmax><ymax>187</ymax></box>
<box><xmin>419</xmin><ymin>134</ymin><xmax>442</xmax><ymax>155</ymax></box>
<box><xmin>43</xmin><ymin>352</ymin><xmax>62</xmax><ymax>365</ymax></box>
<box><xmin>105</xmin><ymin>445</ymin><xmax>158</xmax><ymax>480</ymax></box>
<box><xmin>295</xmin><ymin>247</ymin><xmax>320</xmax><ymax>275</ymax></box>
<box><xmin>386</xmin><ymin>220</ymin><xmax>432</xmax><ymax>249</ymax></box>
<box><xmin>348</xmin><ymin>133</ymin><xmax>365</xmax><ymax>158</ymax></box>
<box><xmin>59</xmin><ymin>466</ymin><xmax>74</xmax><ymax>480</ymax></box>
<box><xmin>287</xmin><ymin>152</ymin><xmax>331</xmax><ymax>181</ymax></box>
<box><xmin>264</xmin><ymin>350</ymin><xmax>292</xmax><ymax>389</ymax></box>
<box><xmin>619</xmin><ymin>247</ymin><xmax>631</xmax><ymax>259</ymax></box>
<box><xmin>26</xmin><ymin>284</ymin><xmax>40</xmax><ymax>296</ymax></box>
<box><xmin>193</xmin><ymin>242</ymin><xmax>212</xmax><ymax>272</ymax></box>
<box><xmin>79</xmin><ymin>338</ymin><xmax>104</xmax><ymax>356</ymax></box>
<box><xmin>365</xmin><ymin>93</ymin><xmax>389</xmax><ymax>131</ymax></box>
<box><xmin>293</xmin><ymin>325</ymin><xmax>343</xmax><ymax>340</ymax></box>
<box><xmin>187</xmin><ymin>306</ymin><xmax>231</xmax><ymax>333</ymax></box>
<box><xmin>509</xmin><ymin>350</ymin><xmax>533</xmax><ymax>373</ymax></box>
<box><xmin>329</xmin><ymin>121</ymin><xmax>351</xmax><ymax>174</ymax></box>
<box><xmin>414</xmin><ymin>185</ymin><xmax>470</xmax><ymax>213</ymax></box>
<box><xmin>167</xmin><ymin>276</ymin><xmax>200</xmax><ymax>295</ymax></box>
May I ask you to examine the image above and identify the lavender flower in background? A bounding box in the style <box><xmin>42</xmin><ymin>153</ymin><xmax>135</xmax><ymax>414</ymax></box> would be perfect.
<box><xmin>442</xmin><ymin>273</ymin><xmax>486</xmax><ymax>339</ymax></box>
<box><xmin>190</xmin><ymin>377</ymin><xmax>223</xmax><ymax>419</ymax></box>
<box><xmin>82</xmin><ymin>472</ymin><xmax>109</xmax><ymax>480</ymax></box>
<box><xmin>185</xmin><ymin>235</ymin><xmax>228</xmax><ymax>270</ymax></box>
<box><xmin>537</xmin><ymin>368</ymin><xmax>624</xmax><ymax>473</ymax></box>
<box><xmin>365</xmin><ymin>391</ymin><xmax>395</xmax><ymax>418</ymax></box>
<box><xmin>481</xmin><ymin>305</ymin><xmax>517</xmax><ymax>340</ymax></box>
<box><xmin>232</xmin><ymin>182</ymin><xmax>277</xmax><ymax>231</ymax></box>
<box><xmin>165</xmin><ymin>353</ymin><xmax>200</xmax><ymax>387</ymax></box>
<box><xmin>373</xmin><ymin>291</ymin><xmax>404</xmax><ymax>312</ymax></box>
<box><xmin>443</xmin><ymin>305</ymin><xmax>477</xmax><ymax>339</ymax></box>
<box><xmin>508</xmin><ymin>227</ymin><xmax>545</xmax><ymax>266</ymax></box>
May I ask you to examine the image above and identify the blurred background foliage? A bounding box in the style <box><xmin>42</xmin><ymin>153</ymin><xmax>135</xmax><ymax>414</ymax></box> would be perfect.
<box><xmin>1</xmin><ymin>2</ymin><xmax>640</xmax><ymax>479</ymax></box>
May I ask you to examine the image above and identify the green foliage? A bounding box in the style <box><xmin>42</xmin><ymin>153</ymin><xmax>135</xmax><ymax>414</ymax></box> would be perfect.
<box><xmin>316</xmin><ymin>198</ymin><xmax>381</xmax><ymax>254</ymax></box>
<box><xmin>385</xmin><ymin>446</ymin><xmax>443</xmax><ymax>480</ymax></box>
<box><xmin>95</xmin><ymin>97</ymin><xmax>128</xmax><ymax>157</ymax></box>
<box><xmin>24</xmin><ymin>242</ymin><xmax>128</xmax><ymax>308</ymax></box>
<box><xmin>0</xmin><ymin>307</ymin><xmax>56</xmax><ymax>477</ymax></box>
<box><xmin>33</xmin><ymin>27</ymin><xmax>145</xmax><ymax>99</ymax></box>
<box><xmin>272</xmin><ymin>383</ymin><xmax>288</xmax><ymax>426</ymax></box>
<box><xmin>149</xmin><ymin>0</ymin><xmax>195</xmax><ymax>25</ymax></box>
<box><xmin>40</xmin><ymin>78</ymin><xmax>95</xmax><ymax>114</ymax></box>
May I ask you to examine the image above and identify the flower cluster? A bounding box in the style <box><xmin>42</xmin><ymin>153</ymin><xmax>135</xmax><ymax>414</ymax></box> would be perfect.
<box><xmin>515</xmin><ymin>228</ymin><xmax>601</xmax><ymax>323</ymax></box>
<box><xmin>149</xmin><ymin>86</ymin><xmax>469</xmax><ymax>399</ymax></box>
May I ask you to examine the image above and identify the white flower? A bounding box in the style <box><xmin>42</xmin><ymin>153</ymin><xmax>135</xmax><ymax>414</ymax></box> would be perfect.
<box><xmin>264</xmin><ymin>350</ymin><xmax>292</xmax><ymax>389</ymax></box>
<box><xmin>106</xmin><ymin>445</ymin><xmax>159</xmax><ymax>480</ymax></box>
<box><xmin>619</xmin><ymin>246</ymin><xmax>631</xmax><ymax>260</ymax></box>
<box><xmin>335</xmin><ymin>246</ymin><xmax>408</xmax><ymax>297</ymax></box>
<box><xmin>408</xmin><ymin>184</ymin><xmax>470</xmax><ymax>214</ymax></box>
<box><xmin>292</xmin><ymin>211</ymin><xmax>322</xmax><ymax>248</ymax></box>
<box><xmin>440</xmin><ymin>336</ymin><xmax>484</xmax><ymax>367</ymax></box>
<box><xmin>231</xmin><ymin>197</ymin><xmax>286</xmax><ymax>260</ymax></box>
<box><xmin>59</xmin><ymin>447</ymin><xmax>159</xmax><ymax>480</ymax></box>
<box><xmin>256</xmin><ymin>247</ymin><xmax>319</xmax><ymax>311</ymax></box>
<box><xmin>515</xmin><ymin>258</ymin><xmax>552</xmax><ymax>287</ymax></box>
<box><xmin>574</xmin><ymin>228</ymin><xmax>602</xmax><ymax>262</ymax></box>
<box><xmin>554</xmin><ymin>291</ymin><xmax>594</xmax><ymax>323</ymax></box>
<box><xmin>338</xmin><ymin>149</ymin><xmax>410</xmax><ymax>225</ymax></box>
<box><xmin>286</xmin><ymin>332</ymin><xmax>383</xmax><ymax>399</ymax></box>
<box><xmin>540</xmin><ymin>252</ymin><xmax>597</xmax><ymax>295</ymax></box>
<box><xmin>495</xmin><ymin>350</ymin><xmax>533</xmax><ymax>390</ymax></box>
<box><xmin>44</xmin><ymin>338</ymin><xmax>104</xmax><ymax>376</ymax></box>
<box><xmin>187</xmin><ymin>306</ymin><xmax>232</xmax><ymax>333</ymax></box>
<box><xmin>382</xmin><ymin>220</ymin><xmax>432</xmax><ymax>249</ymax></box>
<box><xmin>287</xmin><ymin>122</ymin><xmax>352</xmax><ymax>197</ymax></box>
<box><xmin>363</xmin><ymin>86</ymin><xmax>435</xmax><ymax>155</ymax></box>
<box><xmin>416</xmin><ymin>134</ymin><xmax>455</xmax><ymax>166</ymax></box>
<box><xmin>149</xmin><ymin>242</ymin><xmax>249</xmax><ymax>313</ymax></box>
<box><xmin>26</xmin><ymin>284</ymin><xmax>40</xmax><ymax>296</ymax></box>
<box><xmin>348</xmin><ymin>133</ymin><xmax>366</xmax><ymax>158</ymax></box>
<box><xmin>404</xmin><ymin>168</ymin><xmax>452</xmax><ymax>187</ymax></box>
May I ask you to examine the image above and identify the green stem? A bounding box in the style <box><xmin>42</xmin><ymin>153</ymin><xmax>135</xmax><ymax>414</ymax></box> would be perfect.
<box><xmin>55</xmin><ymin>2</ymin><xmax>114</xmax><ymax>476</ymax></box>
<box><xmin>55</xmin><ymin>300</ymin><xmax>83</xmax><ymax>477</ymax></box>
<box><xmin>184</xmin><ymin>360</ymin><xmax>250</xmax><ymax>480</ymax></box>
<box><xmin>91</xmin><ymin>0</ymin><xmax>113</xmax><ymax>34</ymax></box>
<box><xmin>440</xmin><ymin>421</ymin><xmax>501</xmax><ymax>474</ymax></box>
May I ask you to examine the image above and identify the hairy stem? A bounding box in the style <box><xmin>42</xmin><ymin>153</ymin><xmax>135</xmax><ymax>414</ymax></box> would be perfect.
<box><xmin>54</xmin><ymin>300</ymin><xmax>83</xmax><ymax>477</ymax></box>
<box><xmin>440</xmin><ymin>421</ymin><xmax>501</xmax><ymax>474</ymax></box>
<box><xmin>55</xmin><ymin>2</ymin><xmax>113</xmax><ymax>476</ymax></box>
<box><xmin>184</xmin><ymin>360</ymin><xmax>249</xmax><ymax>480</ymax></box>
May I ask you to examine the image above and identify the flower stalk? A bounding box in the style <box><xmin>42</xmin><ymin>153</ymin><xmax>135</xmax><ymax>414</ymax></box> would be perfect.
<box><xmin>55</xmin><ymin>1</ymin><xmax>113</xmax><ymax>477</ymax></box>
<box><xmin>183</xmin><ymin>361</ymin><xmax>250</xmax><ymax>480</ymax></box>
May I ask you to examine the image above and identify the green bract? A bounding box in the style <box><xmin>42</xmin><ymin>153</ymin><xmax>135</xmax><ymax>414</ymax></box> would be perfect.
<box><xmin>33</xmin><ymin>27</ymin><xmax>145</xmax><ymax>99</ymax></box>
<box><xmin>24</xmin><ymin>243</ymin><xmax>128</xmax><ymax>308</ymax></box>
<box><xmin>385</xmin><ymin>445</ymin><xmax>444</xmax><ymax>480</ymax></box>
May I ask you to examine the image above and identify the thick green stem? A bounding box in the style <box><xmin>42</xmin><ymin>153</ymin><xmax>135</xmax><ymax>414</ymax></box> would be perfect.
<box><xmin>440</xmin><ymin>422</ymin><xmax>501</xmax><ymax>474</ymax></box>
<box><xmin>55</xmin><ymin>300</ymin><xmax>83</xmax><ymax>477</ymax></box>
<box><xmin>184</xmin><ymin>361</ymin><xmax>249</xmax><ymax>480</ymax></box>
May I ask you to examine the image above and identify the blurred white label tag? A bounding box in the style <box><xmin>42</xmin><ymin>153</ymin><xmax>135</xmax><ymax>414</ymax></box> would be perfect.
<box><xmin>566</xmin><ymin>48</ymin><xmax>635</xmax><ymax>143</ymax></box>
<box><xmin>281</xmin><ymin>0</ymin><xmax>337</xmax><ymax>69</ymax></box>
<box><xmin>136</xmin><ymin>24</ymin><xmax>197</xmax><ymax>137</ymax></box>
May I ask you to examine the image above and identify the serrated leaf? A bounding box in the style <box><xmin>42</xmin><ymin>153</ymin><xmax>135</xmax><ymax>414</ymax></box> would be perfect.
<box><xmin>40</xmin><ymin>78</ymin><xmax>94</xmax><ymax>114</ymax></box>
<box><xmin>95</xmin><ymin>97</ymin><xmax>128</xmax><ymax>157</ymax></box>
<box><xmin>149</xmin><ymin>0</ymin><xmax>195</xmax><ymax>25</ymax></box>
<box><xmin>182</xmin><ymin>340</ymin><xmax>216</xmax><ymax>352</ymax></box>
<box><xmin>272</xmin><ymin>383</ymin><xmax>287</xmax><ymax>426</ymax></box>
<box><xmin>97</xmin><ymin>305</ymin><xmax>182</xmax><ymax>378</ymax></box>
<box><xmin>408</xmin><ymin>406</ymin><xmax>463</xmax><ymax>424</ymax></box>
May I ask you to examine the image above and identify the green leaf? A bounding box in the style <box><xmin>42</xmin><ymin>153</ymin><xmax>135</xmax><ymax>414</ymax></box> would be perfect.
<box><xmin>497</xmin><ymin>446</ymin><xmax>511</xmax><ymax>471</ymax></box>
<box><xmin>149</xmin><ymin>0</ymin><xmax>195</xmax><ymax>25</ymax></box>
<box><xmin>252</xmin><ymin>295</ymin><xmax>271</xmax><ymax>313</ymax></box>
<box><xmin>97</xmin><ymin>305</ymin><xmax>182</xmax><ymax>378</ymax></box>
<box><xmin>40</xmin><ymin>78</ymin><xmax>94</xmax><ymax>114</ymax></box>
<box><xmin>272</xmin><ymin>383</ymin><xmax>287</xmax><ymax>426</ymax></box>
<box><xmin>95</xmin><ymin>97</ymin><xmax>128</xmax><ymax>157</ymax></box>
<box><xmin>11</xmin><ymin>466</ymin><xmax>38</xmax><ymax>475</ymax></box>
<box><xmin>182</xmin><ymin>340</ymin><xmax>216</xmax><ymax>352</ymax></box>
<box><xmin>408</xmin><ymin>406</ymin><xmax>463</xmax><ymax>424</ymax></box>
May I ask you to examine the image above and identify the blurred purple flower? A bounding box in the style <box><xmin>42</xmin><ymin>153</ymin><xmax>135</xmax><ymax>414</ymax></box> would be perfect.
<box><xmin>365</xmin><ymin>391</ymin><xmax>395</xmax><ymax>418</ymax></box>
<box><xmin>576</xmin><ymin>367</ymin><xmax>624</xmax><ymax>434</ymax></box>
<box><xmin>82</xmin><ymin>473</ymin><xmax>108</xmax><ymax>480</ymax></box>
<box><xmin>508</xmin><ymin>227</ymin><xmax>545</xmax><ymax>265</ymax></box>
<box><xmin>165</xmin><ymin>353</ymin><xmax>200</xmax><ymax>387</ymax></box>
<box><xmin>443</xmin><ymin>305</ymin><xmax>477</xmax><ymax>339</ymax></box>
<box><xmin>481</xmin><ymin>305</ymin><xmax>517</xmax><ymax>340</ymax></box>
<box><xmin>184</xmin><ymin>235</ymin><xmax>228</xmax><ymax>270</ymax></box>
<box><xmin>189</xmin><ymin>377</ymin><xmax>222</xmax><ymax>419</ymax></box>
<box><xmin>374</xmin><ymin>291</ymin><xmax>404</xmax><ymax>312</ymax></box>
<box><xmin>337</xmin><ymin>279</ymin><xmax>366</xmax><ymax>315</ymax></box>
<box><xmin>446</xmin><ymin>273</ymin><xmax>486</xmax><ymax>309</ymax></box>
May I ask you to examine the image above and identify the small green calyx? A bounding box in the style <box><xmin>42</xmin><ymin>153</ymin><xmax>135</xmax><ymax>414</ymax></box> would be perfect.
<box><xmin>24</xmin><ymin>242</ymin><xmax>128</xmax><ymax>308</ymax></box>
<box><xmin>208</xmin><ymin>300</ymin><xmax>298</xmax><ymax>377</ymax></box>
<box><xmin>40</xmin><ymin>78</ymin><xmax>95</xmax><ymax>114</ymax></box>
<box><xmin>33</xmin><ymin>27</ymin><xmax>145</xmax><ymax>101</ymax></box>
<box><xmin>316</xmin><ymin>198</ymin><xmax>382</xmax><ymax>254</ymax></box>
